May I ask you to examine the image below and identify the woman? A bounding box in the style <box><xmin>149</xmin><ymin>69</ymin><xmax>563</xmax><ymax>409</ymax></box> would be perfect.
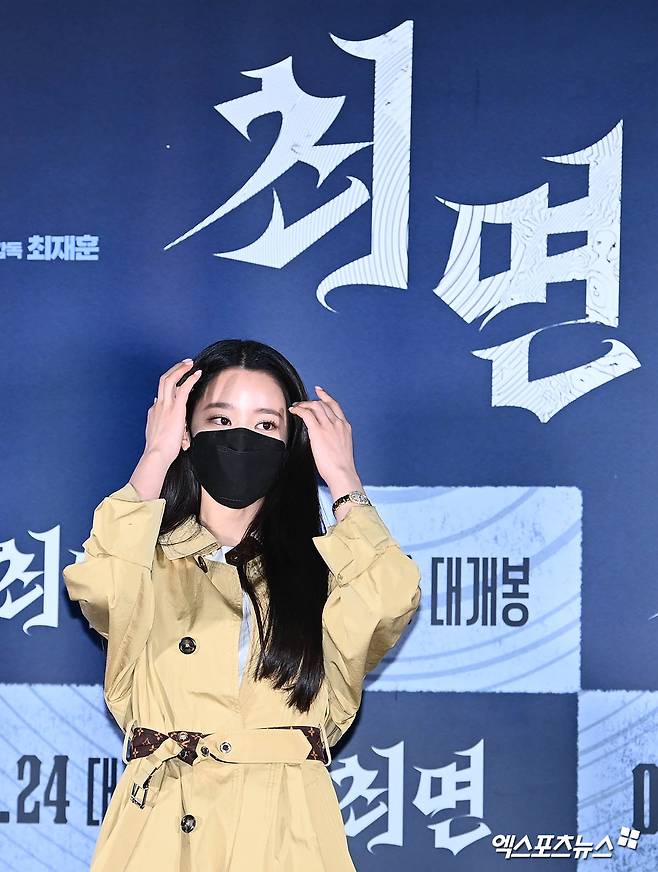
<box><xmin>63</xmin><ymin>338</ymin><xmax>422</xmax><ymax>871</ymax></box>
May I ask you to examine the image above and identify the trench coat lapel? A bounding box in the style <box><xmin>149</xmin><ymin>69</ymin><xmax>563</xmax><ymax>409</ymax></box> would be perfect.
<box><xmin>158</xmin><ymin>517</ymin><xmax>266</xmax><ymax>596</ymax></box>
<box><xmin>158</xmin><ymin>516</ymin><xmax>264</xmax><ymax>568</ymax></box>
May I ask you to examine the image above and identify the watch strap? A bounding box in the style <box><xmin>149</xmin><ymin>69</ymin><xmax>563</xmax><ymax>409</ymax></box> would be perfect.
<box><xmin>331</xmin><ymin>490</ymin><xmax>372</xmax><ymax>516</ymax></box>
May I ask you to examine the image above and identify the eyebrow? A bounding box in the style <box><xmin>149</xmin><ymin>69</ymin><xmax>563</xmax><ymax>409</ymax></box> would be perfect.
<box><xmin>202</xmin><ymin>401</ymin><xmax>284</xmax><ymax>419</ymax></box>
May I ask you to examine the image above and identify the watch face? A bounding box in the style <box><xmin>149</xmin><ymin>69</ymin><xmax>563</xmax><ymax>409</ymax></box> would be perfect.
<box><xmin>350</xmin><ymin>491</ymin><xmax>370</xmax><ymax>505</ymax></box>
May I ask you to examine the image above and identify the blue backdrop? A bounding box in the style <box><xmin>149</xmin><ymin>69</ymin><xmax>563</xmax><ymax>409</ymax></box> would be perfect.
<box><xmin>1</xmin><ymin>1</ymin><xmax>657</xmax><ymax>868</ymax></box>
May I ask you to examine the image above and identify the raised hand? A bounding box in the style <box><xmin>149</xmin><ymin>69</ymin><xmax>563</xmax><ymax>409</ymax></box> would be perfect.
<box><xmin>129</xmin><ymin>359</ymin><xmax>202</xmax><ymax>501</ymax></box>
<box><xmin>288</xmin><ymin>386</ymin><xmax>364</xmax><ymax>509</ymax></box>
<box><xmin>145</xmin><ymin>359</ymin><xmax>202</xmax><ymax>467</ymax></box>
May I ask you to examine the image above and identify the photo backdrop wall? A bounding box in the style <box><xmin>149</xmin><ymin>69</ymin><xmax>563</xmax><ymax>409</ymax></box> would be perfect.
<box><xmin>1</xmin><ymin>1</ymin><xmax>657</xmax><ymax>869</ymax></box>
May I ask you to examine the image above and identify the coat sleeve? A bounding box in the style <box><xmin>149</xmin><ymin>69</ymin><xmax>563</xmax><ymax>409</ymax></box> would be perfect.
<box><xmin>62</xmin><ymin>481</ymin><xmax>166</xmax><ymax>726</ymax></box>
<box><xmin>311</xmin><ymin>503</ymin><xmax>421</xmax><ymax>747</ymax></box>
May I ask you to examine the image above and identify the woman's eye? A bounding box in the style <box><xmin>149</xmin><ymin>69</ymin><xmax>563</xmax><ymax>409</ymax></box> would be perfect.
<box><xmin>210</xmin><ymin>415</ymin><xmax>276</xmax><ymax>431</ymax></box>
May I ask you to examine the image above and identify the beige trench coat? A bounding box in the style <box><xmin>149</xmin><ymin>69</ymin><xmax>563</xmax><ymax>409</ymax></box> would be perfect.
<box><xmin>62</xmin><ymin>481</ymin><xmax>422</xmax><ymax>871</ymax></box>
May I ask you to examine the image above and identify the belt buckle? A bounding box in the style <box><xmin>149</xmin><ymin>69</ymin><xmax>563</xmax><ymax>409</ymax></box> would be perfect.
<box><xmin>130</xmin><ymin>780</ymin><xmax>149</xmax><ymax>809</ymax></box>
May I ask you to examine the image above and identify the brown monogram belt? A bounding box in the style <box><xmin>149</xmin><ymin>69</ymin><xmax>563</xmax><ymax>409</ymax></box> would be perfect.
<box><xmin>126</xmin><ymin>723</ymin><xmax>329</xmax><ymax>766</ymax></box>
<box><xmin>123</xmin><ymin>721</ymin><xmax>332</xmax><ymax>809</ymax></box>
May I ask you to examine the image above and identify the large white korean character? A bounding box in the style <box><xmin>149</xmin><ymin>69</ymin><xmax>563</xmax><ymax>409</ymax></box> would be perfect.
<box><xmin>164</xmin><ymin>21</ymin><xmax>413</xmax><ymax>311</ymax></box>
<box><xmin>413</xmin><ymin>738</ymin><xmax>492</xmax><ymax>853</ymax></box>
<box><xmin>333</xmin><ymin>740</ymin><xmax>405</xmax><ymax>851</ymax></box>
<box><xmin>0</xmin><ymin>527</ymin><xmax>60</xmax><ymax>633</ymax></box>
<box><xmin>434</xmin><ymin>120</ymin><xmax>640</xmax><ymax>422</ymax></box>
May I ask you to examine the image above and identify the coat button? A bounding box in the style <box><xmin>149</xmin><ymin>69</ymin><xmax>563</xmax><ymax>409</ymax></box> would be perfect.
<box><xmin>180</xmin><ymin>813</ymin><xmax>196</xmax><ymax>833</ymax></box>
<box><xmin>219</xmin><ymin>741</ymin><xmax>232</xmax><ymax>753</ymax></box>
<box><xmin>200</xmin><ymin>745</ymin><xmax>209</xmax><ymax>756</ymax></box>
<box><xmin>179</xmin><ymin>636</ymin><xmax>196</xmax><ymax>654</ymax></box>
<box><xmin>196</xmin><ymin>555</ymin><xmax>208</xmax><ymax>572</ymax></box>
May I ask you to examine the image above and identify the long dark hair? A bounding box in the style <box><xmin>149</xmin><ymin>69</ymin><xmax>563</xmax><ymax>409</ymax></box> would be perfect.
<box><xmin>159</xmin><ymin>339</ymin><xmax>330</xmax><ymax>714</ymax></box>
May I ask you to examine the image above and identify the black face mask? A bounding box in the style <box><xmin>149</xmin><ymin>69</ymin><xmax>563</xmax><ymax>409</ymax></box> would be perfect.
<box><xmin>188</xmin><ymin>427</ymin><xmax>288</xmax><ymax>509</ymax></box>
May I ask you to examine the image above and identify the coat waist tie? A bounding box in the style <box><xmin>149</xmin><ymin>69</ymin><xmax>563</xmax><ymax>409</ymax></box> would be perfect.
<box><xmin>123</xmin><ymin>721</ymin><xmax>332</xmax><ymax>811</ymax></box>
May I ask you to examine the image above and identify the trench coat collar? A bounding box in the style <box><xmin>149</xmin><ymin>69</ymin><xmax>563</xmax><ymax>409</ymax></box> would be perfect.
<box><xmin>158</xmin><ymin>515</ymin><xmax>264</xmax><ymax>569</ymax></box>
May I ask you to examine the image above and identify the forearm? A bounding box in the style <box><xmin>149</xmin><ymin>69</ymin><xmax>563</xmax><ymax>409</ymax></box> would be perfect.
<box><xmin>327</xmin><ymin>469</ymin><xmax>365</xmax><ymax>523</ymax></box>
<box><xmin>129</xmin><ymin>449</ymin><xmax>172</xmax><ymax>501</ymax></box>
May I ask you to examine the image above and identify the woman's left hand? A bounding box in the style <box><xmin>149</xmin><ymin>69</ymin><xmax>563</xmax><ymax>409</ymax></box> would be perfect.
<box><xmin>288</xmin><ymin>386</ymin><xmax>364</xmax><ymax>502</ymax></box>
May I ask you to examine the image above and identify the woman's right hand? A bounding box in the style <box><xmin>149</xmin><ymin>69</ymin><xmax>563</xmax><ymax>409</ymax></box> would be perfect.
<box><xmin>144</xmin><ymin>359</ymin><xmax>202</xmax><ymax>467</ymax></box>
<box><xmin>129</xmin><ymin>360</ymin><xmax>202</xmax><ymax>501</ymax></box>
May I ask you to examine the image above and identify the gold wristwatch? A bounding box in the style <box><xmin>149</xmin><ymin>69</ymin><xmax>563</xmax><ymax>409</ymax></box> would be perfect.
<box><xmin>331</xmin><ymin>490</ymin><xmax>372</xmax><ymax>517</ymax></box>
